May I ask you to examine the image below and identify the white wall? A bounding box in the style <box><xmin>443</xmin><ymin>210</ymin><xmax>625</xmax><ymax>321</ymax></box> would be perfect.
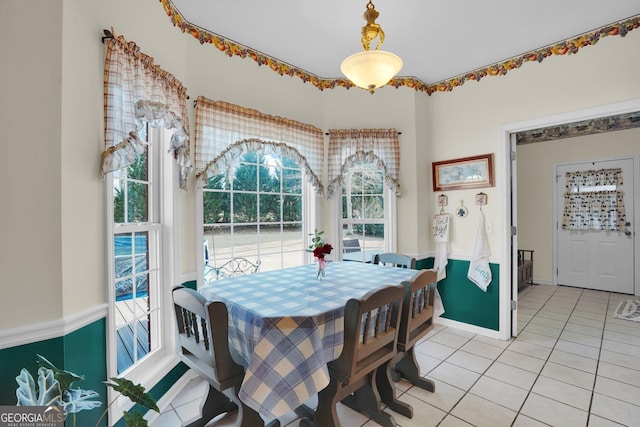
<box><xmin>428</xmin><ymin>29</ymin><xmax>640</xmax><ymax>263</ymax></box>
<box><xmin>57</xmin><ymin>0</ymin><xmax>192</xmax><ymax>317</ymax></box>
<box><xmin>1</xmin><ymin>0</ymin><xmax>64</xmax><ymax>327</ymax></box>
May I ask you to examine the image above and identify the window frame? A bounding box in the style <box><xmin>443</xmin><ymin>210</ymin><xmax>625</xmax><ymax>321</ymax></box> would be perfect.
<box><xmin>336</xmin><ymin>165</ymin><xmax>397</xmax><ymax>258</ymax></box>
<box><xmin>104</xmin><ymin>126</ymin><xmax>180</xmax><ymax>419</ymax></box>
<box><xmin>196</xmin><ymin>150</ymin><xmax>317</xmax><ymax>287</ymax></box>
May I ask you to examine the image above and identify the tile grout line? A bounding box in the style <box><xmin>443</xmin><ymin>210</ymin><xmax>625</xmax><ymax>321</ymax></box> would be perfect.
<box><xmin>429</xmin><ymin>285</ymin><xmax>559</xmax><ymax>426</ymax></box>
<box><xmin>507</xmin><ymin>285</ymin><xmax>572</xmax><ymax>426</ymax></box>
<box><xmin>582</xmin><ymin>291</ymin><xmax>609</xmax><ymax>427</ymax></box>
<box><xmin>516</xmin><ymin>288</ymin><xmax>616</xmax><ymax>426</ymax></box>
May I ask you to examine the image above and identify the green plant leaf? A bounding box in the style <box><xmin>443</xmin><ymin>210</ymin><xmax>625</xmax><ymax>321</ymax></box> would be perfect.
<box><xmin>62</xmin><ymin>388</ymin><xmax>102</xmax><ymax>413</ymax></box>
<box><xmin>36</xmin><ymin>354</ymin><xmax>84</xmax><ymax>391</ymax></box>
<box><xmin>16</xmin><ymin>368</ymin><xmax>62</xmax><ymax>407</ymax></box>
<box><xmin>123</xmin><ymin>410</ymin><xmax>148</xmax><ymax>427</ymax></box>
<box><xmin>105</xmin><ymin>378</ymin><xmax>159</xmax><ymax>412</ymax></box>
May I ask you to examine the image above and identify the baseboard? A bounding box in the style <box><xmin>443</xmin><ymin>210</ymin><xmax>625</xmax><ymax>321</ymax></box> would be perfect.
<box><xmin>531</xmin><ymin>279</ymin><xmax>553</xmax><ymax>286</ymax></box>
<box><xmin>0</xmin><ymin>304</ymin><xmax>108</xmax><ymax>350</ymax></box>
<box><xmin>434</xmin><ymin>314</ymin><xmax>505</xmax><ymax>340</ymax></box>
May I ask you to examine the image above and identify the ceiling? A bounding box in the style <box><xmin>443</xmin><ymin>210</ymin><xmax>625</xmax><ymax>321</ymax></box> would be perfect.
<box><xmin>166</xmin><ymin>0</ymin><xmax>640</xmax><ymax>89</ymax></box>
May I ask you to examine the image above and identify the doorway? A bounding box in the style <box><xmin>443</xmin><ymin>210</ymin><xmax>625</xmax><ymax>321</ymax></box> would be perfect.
<box><xmin>502</xmin><ymin>99</ymin><xmax>640</xmax><ymax>338</ymax></box>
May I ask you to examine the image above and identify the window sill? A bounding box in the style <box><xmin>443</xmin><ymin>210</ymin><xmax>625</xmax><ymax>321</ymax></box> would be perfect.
<box><xmin>110</xmin><ymin>351</ymin><xmax>181</xmax><ymax>422</ymax></box>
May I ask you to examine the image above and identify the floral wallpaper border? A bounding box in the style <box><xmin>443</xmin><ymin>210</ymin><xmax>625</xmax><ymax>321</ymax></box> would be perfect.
<box><xmin>158</xmin><ymin>0</ymin><xmax>640</xmax><ymax>95</ymax></box>
<box><xmin>516</xmin><ymin>111</ymin><xmax>640</xmax><ymax>145</ymax></box>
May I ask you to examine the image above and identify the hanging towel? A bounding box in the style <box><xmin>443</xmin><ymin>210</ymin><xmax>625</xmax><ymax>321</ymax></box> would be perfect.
<box><xmin>468</xmin><ymin>211</ymin><xmax>492</xmax><ymax>291</ymax></box>
<box><xmin>433</xmin><ymin>214</ymin><xmax>450</xmax><ymax>282</ymax></box>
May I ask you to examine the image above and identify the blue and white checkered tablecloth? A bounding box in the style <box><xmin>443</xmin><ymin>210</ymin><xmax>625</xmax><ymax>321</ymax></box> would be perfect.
<box><xmin>199</xmin><ymin>261</ymin><xmax>419</xmax><ymax>420</ymax></box>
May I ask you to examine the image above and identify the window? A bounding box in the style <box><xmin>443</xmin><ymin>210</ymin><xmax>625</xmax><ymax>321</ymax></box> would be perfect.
<box><xmin>201</xmin><ymin>150</ymin><xmax>310</xmax><ymax>279</ymax></box>
<box><xmin>106</xmin><ymin>126</ymin><xmax>177</xmax><ymax>410</ymax></box>
<box><xmin>340</xmin><ymin>162</ymin><xmax>395</xmax><ymax>261</ymax></box>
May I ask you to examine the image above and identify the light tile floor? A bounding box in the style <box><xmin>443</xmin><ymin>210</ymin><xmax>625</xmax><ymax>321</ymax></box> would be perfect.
<box><xmin>151</xmin><ymin>285</ymin><xmax>640</xmax><ymax>426</ymax></box>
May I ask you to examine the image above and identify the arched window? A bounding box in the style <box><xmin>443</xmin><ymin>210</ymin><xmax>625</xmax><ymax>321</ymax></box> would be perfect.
<box><xmin>195</xmin><ymin>98</ymin><xmax>323</xmax><ymax>282</ymax></box>
<box><xmin>327</xmin><ymin>129</ymin><xmax>400</xmax><ymax>260</ymax></box>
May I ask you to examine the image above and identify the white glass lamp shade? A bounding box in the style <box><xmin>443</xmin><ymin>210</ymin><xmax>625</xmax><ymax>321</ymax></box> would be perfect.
<box><xmin>340</xmin><ymin>50</ymin><xmax>403</xmax><ymax>93</ymax></box>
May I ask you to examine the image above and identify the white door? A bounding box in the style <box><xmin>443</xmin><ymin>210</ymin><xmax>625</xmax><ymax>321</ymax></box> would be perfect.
<box><xmin>556</xmin><ymin>158</ymin><xmax>635</xmax><ymax>294</ymax></box>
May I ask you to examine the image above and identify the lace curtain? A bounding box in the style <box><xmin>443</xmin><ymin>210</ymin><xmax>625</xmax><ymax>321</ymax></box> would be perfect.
<box><xmin>194</xmin><ymin>96</ymin><xmax>324</xmax><ymax>195</ymax></box>
<box><xmin>561</xmin><ymin>168</ymin><xmax>627</xmax><ymax>231</ymax></box>
<box><xmin>565</xmin><ymin>168</ymin><xmax>623</xmax><ymax>189</ymax></box>
<box><xmin>326</xmin><ymin>129</ymin><xmax>400</xmax><ymax>197</ymax></box>
<box><xmin>102</xmin><ymin>30</ymin><xmax>192</xmax><ymax>189</ymax></box>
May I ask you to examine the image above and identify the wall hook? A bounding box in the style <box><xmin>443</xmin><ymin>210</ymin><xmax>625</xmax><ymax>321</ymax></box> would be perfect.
<box><xmin>475</xmin><ymin>192</ymin><xmax>487</xmax><ymax>210</ymax></box>
<box><xmin>101</xmin><ymin>29</ymin><xmax>114</xmax><ymax>44</ymax></box>
<box><xmin>437</xmin><ymin>194</ymin><xmax>448</xmax><ymax>214</ymax></box>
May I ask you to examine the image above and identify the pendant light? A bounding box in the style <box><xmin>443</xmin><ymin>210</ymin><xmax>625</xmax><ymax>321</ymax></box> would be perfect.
<box><xmin>340</xmin><ymin>0</ymin><xmax>403</xmax><ymax>93</ymax></box>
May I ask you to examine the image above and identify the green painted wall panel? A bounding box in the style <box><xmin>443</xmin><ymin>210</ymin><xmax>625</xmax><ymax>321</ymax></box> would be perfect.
<box><xmin>0</xmin><ymin>339</ymin><xmax>65</xmax><ymax>405</ymax></box>
<box><xmin>416</xmin><ymin>258</ymin><xmax>434</xmax><ymax>270</ymax></box>
<box><xmin>0</xmin><ymin>318</ymin><xmax>188</xmax><ymax>427</ymax></box>
<box><xmin>0</xmin><ymin>321</ymin><xmax>109</xmax><ymax>426</ymax></box>
<box><xmin>63</xmin><ymin>318</ymin><xmax>108</xmax><ymax>427</ymax></box>
<box><xmin>2</xmin><ymin>280</ymin><xmax>203</xmax><ymax>425</ymax></box>
<box><xmin>181</xmin><ymin>280</ymin><xmax>197</xmax><ymax>290</ymax></box>
<box><xmin>436</xmin><ymin>259</ymin><xmax>500</xmax><ymax>330</ymax></box>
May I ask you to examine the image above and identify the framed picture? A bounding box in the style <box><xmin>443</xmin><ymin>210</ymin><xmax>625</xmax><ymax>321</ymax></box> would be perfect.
<box><xmin>432</xmin><ymin>153</ymin><xmax>494</xmax><ymax>191</ymax></box>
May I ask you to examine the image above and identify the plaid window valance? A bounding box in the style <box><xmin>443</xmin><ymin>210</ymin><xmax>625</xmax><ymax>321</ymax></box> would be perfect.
<box><xmin>326</xmin><ymin>129</ymin><xmax>400</xmax><ymax>197</ymax></box>
<box><xmin>102</xmin><ymin>30</ymin><xmax>191</xmax><ymax>189</ymax></box>
<box><xmin>194</xmin><ymin>97</ymin><xmax>324</xmax><ymax>195</ymax></box>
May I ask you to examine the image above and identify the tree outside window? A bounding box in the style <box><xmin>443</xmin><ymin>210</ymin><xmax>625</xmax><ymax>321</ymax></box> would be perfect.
<box><xmin>203</xmin><ymin>151</ymin><xmax>305</xmax><ymax>277</ymax></box>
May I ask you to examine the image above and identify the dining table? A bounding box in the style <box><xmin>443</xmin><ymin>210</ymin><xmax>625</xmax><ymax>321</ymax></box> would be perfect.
<box><xmin>198</xmin><ymin>261</ymin><xmax>420</xmax><ymax>421</ymax></box>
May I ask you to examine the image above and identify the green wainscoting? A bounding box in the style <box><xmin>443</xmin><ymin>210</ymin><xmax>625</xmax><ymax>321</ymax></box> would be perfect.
<box><xmin>415</xmin><ymin>258</ymin><xmax>435</xmax><ymax>270</ymax></box>
<box><xmin>0</xmin><ymin>318</ymin><xmax>109</xmax><ymax>427</ymax></box>
<box><xmin>64</xmin><ymin>318</ymin><xmax>108</xmax><ymax>427</ymax></box>
<box><xmin>417</xmin><ymin>257</ymin><xmax>500</xmax><ymax>331</ymax></box>
<box><xmin>181</xmin><ymin>279</ymin><xmax>197</xmax><ymax>290</ymax></box>
<box><xmin>0</xmin><ymin>279</ymin><xmax>196</xmax><ymax>427</ymax></box>
<box><xmin>0</xmin><ymin>338</ymin><xmax>65</xmax><ymax>405</ymax></box>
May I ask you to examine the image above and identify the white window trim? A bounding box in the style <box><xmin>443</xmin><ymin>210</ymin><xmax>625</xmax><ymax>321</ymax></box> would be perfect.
<box><xmin>196</xmin><ymin>162</ymin><xmax>317</xmax><ymax>287</ymax></box>
<box><xmin>334</xmin><ymin>186</ymin><xmax>397</xmax><ymax>256</ymax></box>
<box><xmin>105</xmin><ymin>127</ymin><xmax>180</xmax><ymax>423</ymax></box>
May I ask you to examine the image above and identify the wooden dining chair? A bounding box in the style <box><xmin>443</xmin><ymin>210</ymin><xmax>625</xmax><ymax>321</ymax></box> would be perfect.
<box><xmin>301</xmin><ymin>285</ymin><xmax>405</xmax><ymax>427</ymax></box>
<box><xmin>172</xmin><ymin>286</ymin><xmax>279</xmax><ymax>427</ymax></box>
<box><xmin>376</xmin><ymin>269</ymin><xmax>437</xmax><ymax>418</ymax></box>
<box><xmin>373</xmin><ymin>252</ymin><xmax>417</xmax><ymax>269</ymax></box>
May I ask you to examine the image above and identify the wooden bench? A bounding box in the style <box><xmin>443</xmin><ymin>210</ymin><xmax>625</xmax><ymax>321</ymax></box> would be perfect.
<box><xmin>518</xmin><ymin>250</ymin><xmax>534</xmax><ymax>290</ymax></box>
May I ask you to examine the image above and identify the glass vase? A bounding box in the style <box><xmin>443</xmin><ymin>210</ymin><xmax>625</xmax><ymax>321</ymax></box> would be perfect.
<box><xmin>316</xmin><ymin>258</ymin><xmax>327</xmax><ymax>279</ymax></box>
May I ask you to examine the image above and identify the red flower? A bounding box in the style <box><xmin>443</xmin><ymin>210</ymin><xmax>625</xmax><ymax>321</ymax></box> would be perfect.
<box><xmin>313</xmin><ymin>243</ymin><xmax>333</xmax><ymax>259</ymax></box>
<box><xmin>313</xmin><ymin>247</ymin><xmax>325</xmax><ymax>259</ymax></box>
